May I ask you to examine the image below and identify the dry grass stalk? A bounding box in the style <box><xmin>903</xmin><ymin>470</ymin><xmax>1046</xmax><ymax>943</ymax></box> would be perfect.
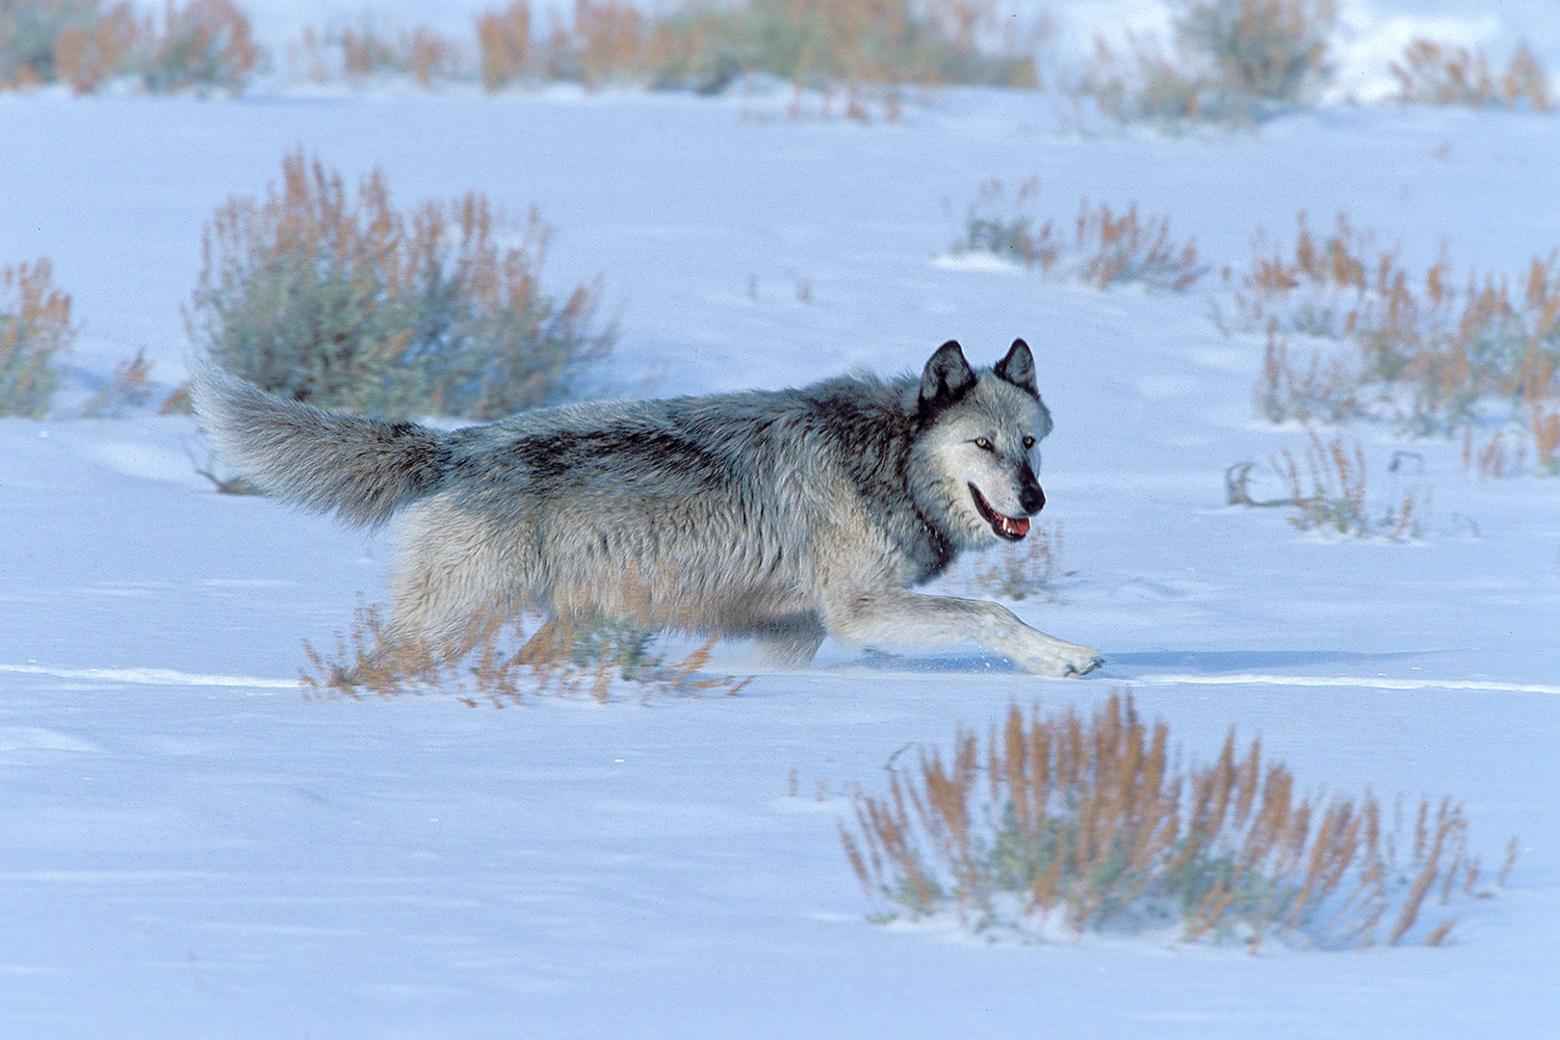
<box><xmin>1255</xmin><ymin>327</ymin><xmax>1360</xmax><ymax>424</ymax></box>
<box><xmin>0</xmin><ymin>258</ymin><xmax>75</xmax><ymax>417</ymax></box>
<box><xmin>842</xmin><ymin>693</ymin><xmax>1513</xmax><ymax>948</ymax></box>
<box><xmin>300</xmin><ymin>600</ymin><xmax>750</xmax><ymax>706</ymax></box>
<box><xmin>959</xmin><ymin>521</ymin><xmax>1070</xmax><ymax>601</ymax></box>
<box><xmin>957</xmin><ymin>179</ymin><xmax>1207</xmax><ymax>292</ymax></box>
<box><xmin>1391</xmin><ymin>38</ymin><xmax>1551</xmax><ymax>112</ymax></box>
<box><xmin>1268</xmin><ymin>431</ymin><xmax>1427</xmax><ymax>539</ymax></box>
<box><xmin>81</xmin><ymin>348</ymin><xmax>155</xmax><ymax>417</ymax></box>
<box><xmin>289</xmin><ymin>20</ymin><xmax>466</xmax><ymax>87</ymax></box>
<box><xmin>1241</xmin><ymin>215</ymin><xmax>1560</xmax><ymax>456</ymax></box>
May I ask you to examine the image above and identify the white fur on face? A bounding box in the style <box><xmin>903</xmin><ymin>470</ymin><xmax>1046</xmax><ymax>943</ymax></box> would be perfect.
<box><xmin>911</xmin><ymin>377</ymin><xmax>1051</xmax><ymax>548</ymax></box>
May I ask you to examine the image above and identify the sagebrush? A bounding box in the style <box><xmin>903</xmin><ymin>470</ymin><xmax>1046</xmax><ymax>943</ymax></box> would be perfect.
<box><xmin>0</xmin><ymin>0</ymin><xmax>256</xmax><ymax>93</ymax></box>
<box><xmin>1235</xmin><ymin>213</ymin><xmax>1560</xmax><ymax>464</ymax></box>
<box><xmin>841</xmin><ymin>693</ymin><xmax>1512</xmax><ymax>948</ymax></box>
<box><xmin>188</xmin><ymin>151</ymin><xmax>613</xmax><ymax>419</ymax></box>
<box><xmin>476</xmin><ymin>0</ymin><xmax>1042</xmax><ymax>94</ymax></box>
<box><xmin>0</xmin><ymin>258</ymin><xmax>75</xmax><ymax>417</ymax></box>
<box><xmin>957</xmin><ymin>179</ymin><xmax>1207</xmax><ymax>292</ymax></box>
<box><xmin>301</xmin><ymin>600</ymin><xmax>750</xmax><ymax>706</ymax></box>
<box><xmin>1079</xmin><ymin>0</ymin><xmax>1336</xmax><ymax>127</ymax></box>
<box><xmin>287</xmin><ymin>20</ymin><xmax>465</xmax><ymax>87</ymax></box>
<box><xmin>1270</xmin><ymin>432</ymin><xmax>1427</xmax><ymax>539</ymax></box>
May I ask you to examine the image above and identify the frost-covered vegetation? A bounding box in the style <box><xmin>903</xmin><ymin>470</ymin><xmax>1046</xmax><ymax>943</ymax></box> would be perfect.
<box><xmin>842</xmin><ymin>694</ymin><xmax>1511</xmax><ymax>947</ymax></box>
<box><xmin>188</xmin><ymin>151</ymin><xmax>613</xmax><ymax>419</ymax></box>
<box><xmin>0</xmin><ymin>258</ymin><xmax>73</xmax><ymax>417</ymax></box>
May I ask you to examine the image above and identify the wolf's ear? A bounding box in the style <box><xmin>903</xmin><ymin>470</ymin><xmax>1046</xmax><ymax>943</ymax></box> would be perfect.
<box><xmin>993</xmin><ymin>338</ymin><xmax>1037</xmax><ymax>395</ymax></box>
<box><xmin>919</xmin><ymin>340</ymin><xmax>977</xmax><ymax>410</ymax></box>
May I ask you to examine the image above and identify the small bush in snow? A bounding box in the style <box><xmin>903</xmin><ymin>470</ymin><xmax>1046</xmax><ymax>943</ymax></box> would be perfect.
<box><xmin>136</xmin><ymin>0</ymin><xmax>257</xmax><ymax>93</ymax></box>
<box><xmin>1079</xmin><ymin>0</ymin><xmax>1336</xmax><ymax>127</ymax></box>
<box><xmin>475</xmin><ymin>2</ymin><xmax>530</xmax><ymax>89</ymax></box>
<box><xmin>1270</xmin><ymin>432</ymin><xmax>1427</xmax><ymax>539</ymax></box>
<box><xmin>1236</xmin><ymin>213</ymin><xmax>1560</xmax><ymax>462</ymax></box>
<box><xmin>0</xmin><ymin>0</ymin><xmax>131</xmax><ymax>90</ymax></box>
<box><xmin>81</xmin><ymin>348</ymin><xmax>155</xmax><ymax>418</ymax></box>
<box><xmin>300</xmin><ymin>601</ymin><xmax>750</xmax><ymax>705</ymax></box>
<box><xmin>956</xmin><ymin>179</ymin><xmax>1207</xmax><ymax>292</ymax></box>
<box><xmin>287</xmin><ymin>20</ymin><xmax>466</xmax><ymax>88</ymax></box>
<box><xmin>840</xmin><ymin>693</ymin><xmax>1511</xmax><ymax>949</ymax></box>
<box><xmin>1391</xmin><ymin>38</ymin><xmax>1551</xmax><ymax>113</ymax></box>
<box><xmin>0</xmin><ymin>258</ymin><xmax>74</xmax><ymax>417</ymax></box>
<box><xmin>1254</xmin><ymin>329</ymin><xmax>1360</xmax><ymax>425</ymax></box>
<box><xmin>959</xmin><ymin>521</ymin><xmax>1070</xmax><ymax>602</ymax></box>
<box><xmin>0</xmin><ymin>0</ymin><xmax>255</xmax><ymax>93</ymax></box>
<box><xmin>188</xmin><ymin>150</ymin><xmax>614</xmax><ymax>419</ymax></box>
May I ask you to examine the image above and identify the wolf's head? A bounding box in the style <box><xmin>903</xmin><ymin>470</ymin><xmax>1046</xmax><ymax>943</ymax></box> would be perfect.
<box><xmin>908</xmin><ymin>339</ymin><xmax>1054</xmax><ymax>549</ymax></box>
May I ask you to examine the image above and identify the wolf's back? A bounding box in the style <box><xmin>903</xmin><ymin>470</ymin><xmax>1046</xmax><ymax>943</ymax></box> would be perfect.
<box><xmin>189</xmin><ymin>365</ymin><xmax>454</xmax><ymax>528</ymax></box>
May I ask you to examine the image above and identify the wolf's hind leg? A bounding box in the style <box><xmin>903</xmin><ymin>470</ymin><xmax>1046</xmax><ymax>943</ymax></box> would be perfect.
<box><xmin>343</xmin><ymin>500</ymin><xmax>515</xmax><ymax>683</ymax></box>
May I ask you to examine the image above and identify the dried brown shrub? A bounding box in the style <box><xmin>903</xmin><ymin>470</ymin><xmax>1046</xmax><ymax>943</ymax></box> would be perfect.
<box><xmin>0</xmin><ymin>258</ymin><xmax>75</xmax><ymax>417</ymax></box>
<box><xmin>1239</xmin><ymin>216</ymin><xmax>1560</xmax><ymax>458</ymax></box>
<box><xmin>82</xmin><ymin>348</ymin><xmax>155</xmax><ymax>418</ymax></box>
<box><xmin>476</xmin><ymin>1</ymin><xmax>531</xmax><ymax>89</ymax></box>
<box><xmin>957</xmin><ymin>179</ymin><xmax>1207</xmax><ymax>292</ymax></box>
<box><xmin>1270</xmin><ymin>431</ymin><xmax>1427</xmax><ymax>539</ymax></box>
<box><xmin>1255</xmin><ymin>328</ymin><xmax>1360</xmax><ymax>424</ymax></box>
<box><xmin>842</xmin><ymin>693</ymin><xmax>1512</xmax><ymax>948</ymax></box>
<box><xmin>300</xmin><ymin>600</ymin><xmax>750</xmax><ymax>706</ymax></box>
<box><xmin>1391</xmin><ymin>38</ymin><xmax>1551</xmax><ymax>112</ymax></box>
<box><xmin>51</xmin><ymin>1</ymin><xmax>138</xmax><ymax>92</ymax></box>
<box><xmin>283</xmin><ymin>17</ymin><xmax>468</xmax><ymax>87</ymax></box>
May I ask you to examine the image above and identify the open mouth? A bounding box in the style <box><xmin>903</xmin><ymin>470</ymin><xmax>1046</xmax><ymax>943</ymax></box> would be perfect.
<box><xmin>968</xmin><ymin>483</ymin><xmax>1030</xmax><ymax>542</ymax></box>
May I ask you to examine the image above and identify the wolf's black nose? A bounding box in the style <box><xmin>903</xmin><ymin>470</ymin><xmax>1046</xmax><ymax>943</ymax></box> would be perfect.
<box><xmin>1021</xmin><ymin>484</ymin><xmax>1046</xmax><ymax>515</ymax></box>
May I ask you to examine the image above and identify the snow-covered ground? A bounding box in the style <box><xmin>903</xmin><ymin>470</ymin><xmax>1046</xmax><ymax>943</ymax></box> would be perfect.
<box><xmin>3</xmin><ymin>12</ymin><xmax>1560</xmax><ymax>1038</ymax></box>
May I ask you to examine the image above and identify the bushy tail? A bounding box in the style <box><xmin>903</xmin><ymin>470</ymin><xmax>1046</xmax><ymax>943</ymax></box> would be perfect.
<box><xmin>189</xmin><ymin>363</ymin><xmax>454</xmax><ymax>528</ymax></box>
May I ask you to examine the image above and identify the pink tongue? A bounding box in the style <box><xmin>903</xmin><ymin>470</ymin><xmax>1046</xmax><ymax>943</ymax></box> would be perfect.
<box><xmin>1009</xmin><ymin>515</ymin><xmax>1030</xmax><ymax>537</ymax></box>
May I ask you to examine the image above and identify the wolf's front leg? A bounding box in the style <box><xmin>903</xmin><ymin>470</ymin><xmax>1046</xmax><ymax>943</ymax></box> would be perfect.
<box><xmin>822</xmin><ymin>588</ymin><xmax>1102</xmax><ymax>677</ymax></box>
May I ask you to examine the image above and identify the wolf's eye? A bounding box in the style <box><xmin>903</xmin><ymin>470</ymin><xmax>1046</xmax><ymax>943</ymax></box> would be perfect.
<box><xmin>974</xmin><ymin>437</ymin><xmax>993</xmax><ymax>451</ymax></box>
<box><xmin>1022</xmin><ymin>435</ymin><xmax>1036</xmax><ymax>449</ymax></box>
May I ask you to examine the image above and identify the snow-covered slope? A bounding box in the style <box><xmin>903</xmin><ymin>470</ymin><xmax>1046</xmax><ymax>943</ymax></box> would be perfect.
<box><xmin>2</xmin><ymin>30</ymin><xmax>1559</xmax><ymax>1040</ymax></box>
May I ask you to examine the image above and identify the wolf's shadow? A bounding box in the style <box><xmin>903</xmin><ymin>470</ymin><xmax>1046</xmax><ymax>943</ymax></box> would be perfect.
<box><xmin>847</xmin><ymin>647</ymin><xmax>1438</xmax><ymax>675</ymax></box>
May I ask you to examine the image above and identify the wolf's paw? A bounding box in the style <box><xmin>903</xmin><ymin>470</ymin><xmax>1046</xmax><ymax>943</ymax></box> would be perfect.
<box><xmin>1016</xmin><ymin>642</ymin><xmax>1103</xmax><ymax>678</ymax></box>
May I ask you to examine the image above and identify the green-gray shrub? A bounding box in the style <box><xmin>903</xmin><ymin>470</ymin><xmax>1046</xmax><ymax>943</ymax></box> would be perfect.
<box><xmin>188</xmin><ymin>151</ymin><xmax>614</xmax><ymax>419</ymax></box>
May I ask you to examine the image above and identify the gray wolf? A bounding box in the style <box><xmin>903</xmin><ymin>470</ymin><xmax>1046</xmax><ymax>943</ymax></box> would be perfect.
<box><xmin>190</xmin><ymin>339</ymin><xmax>1102</xmax><ymax>678</ymax></box>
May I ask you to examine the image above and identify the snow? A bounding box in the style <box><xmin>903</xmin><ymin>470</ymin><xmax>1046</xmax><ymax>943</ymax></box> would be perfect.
<box><xmin>3</xmin><ymin>5</ymin><xmax>1560</xmax><ymax>1037</ymax></box>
